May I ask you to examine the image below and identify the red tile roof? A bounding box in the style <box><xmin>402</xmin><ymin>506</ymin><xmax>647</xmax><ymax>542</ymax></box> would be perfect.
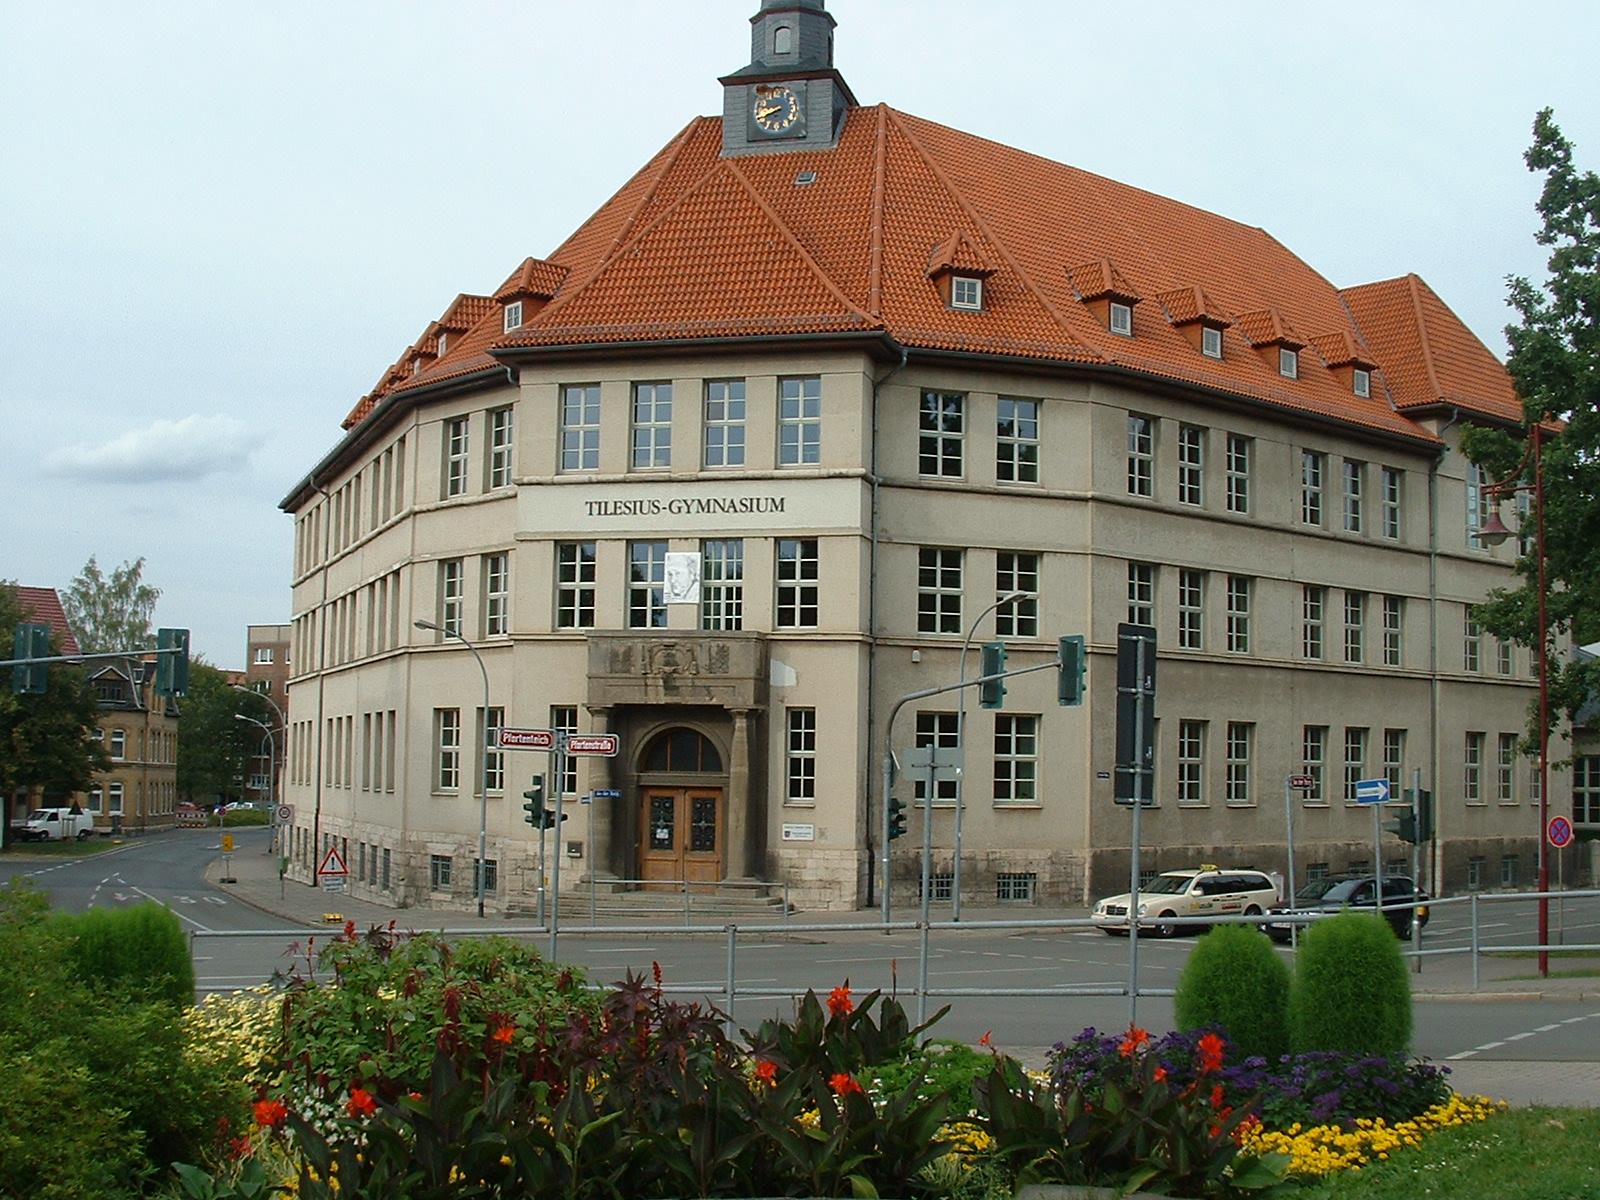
<box><xmin>342</xmin><ymin>105</ymin><xmax>1520</xmax><ymax>443</ymax></box>
<box><xmin>14</xmin><ymin>586</ymin><xmax>80</xmax><ymax>657</ymax></box>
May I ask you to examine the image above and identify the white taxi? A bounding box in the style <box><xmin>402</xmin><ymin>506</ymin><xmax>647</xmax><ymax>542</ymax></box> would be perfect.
<box><xmin>1090</xmin><ymin>866</ymin><xmax>1280</xmax><ymax>937</ymax></box>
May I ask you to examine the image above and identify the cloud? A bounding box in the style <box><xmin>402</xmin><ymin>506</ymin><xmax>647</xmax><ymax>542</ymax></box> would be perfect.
<box><xmin>45</xmin><ymin>414</ymin><xmax>258</xmax><ymax>483</ymax></box>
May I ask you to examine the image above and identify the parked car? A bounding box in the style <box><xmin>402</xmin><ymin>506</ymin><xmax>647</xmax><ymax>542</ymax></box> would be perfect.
<box><xmin>1091</xmin><ymin>867</ymin><xmax>1281</xmax><ymax>937</ymax></box>
<box><xmin>10</xmin><ymin>807</ymin><xmax>96</xmax><ymax>842</ymax></box>
<box><xmin>1264</xmin><ymin>874</ymin><xmax>1429</xmax><ymax>942</ymax></box>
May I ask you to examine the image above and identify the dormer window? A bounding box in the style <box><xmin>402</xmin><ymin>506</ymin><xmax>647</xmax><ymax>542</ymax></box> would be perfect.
<box><xmin>503</xmin><ymin>301</ymin><xmax>524</xmax><ymax>332</ymax></box>
<box><xmin>951</xmin><ymin>276</ymin><xmax>984</xmax><ymax>311</ymax></box>
<box><xmin>1353</xmin><ymin>367</ymin><xmax>1371</xmax><ymax>398</ymax></box>
<box><xmin>1279</xmin><ymin>348</ymin><xmax>1299</xmax><ymax>379</ymax></box>
<box><xmin>774</xmin><ymin>24</ymin><xmax>793</xmax><ymax>54</ymax></box>
<box><xmin>1201</xmin><ymin>326</ymin><xmax>1223</xmax><ymax>359</ymax></box>
<box><xmin>1109</xmin><ymin>301</ymin><xmax>1133</xmax><ymax>336</ymax></box>
<box><xmin>437</xmin><ymin>333</ymin><xmax>448</xmax><ymax>357</ymax></box>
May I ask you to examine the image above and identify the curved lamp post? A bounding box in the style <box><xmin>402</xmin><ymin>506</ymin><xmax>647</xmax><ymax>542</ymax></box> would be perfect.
<box><xmin>953</xmin><ymin>589</ymin><xmax>1034</xmax><ymax>920</ymax></box>
<box><xmin>233</xmin><ymin>683</ymin><xmax>286</xmax><ymax>852</ymax></box>
<box><xmin>1475</xmin><ymin>421</ymin><xmax>1551</xmax><ymax>977</ymax></box>
<box><xmin>415</xmin><ymin>619</ymin><xmax>493</xmax><ymax>918</ymax></box>
<box><xmin>234</xmin><ymin>711</ymin><xmax>280</xmax><ymax>851</ymax></box>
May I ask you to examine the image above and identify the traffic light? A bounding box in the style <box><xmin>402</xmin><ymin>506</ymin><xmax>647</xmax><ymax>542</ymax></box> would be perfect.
<box><xmin>1384</xmin><ymin>805</ymin><xmax>1418</xmax><ymax>844</ymax></box>
<box><xmin>523</xmin><ymin>775</ymin><xmax>544</xmax><ymax>827</ymax></box>
<box><xmin>540</xmin><ymin>806</ymin><xmax>568</xmax><ymax>830</ymax></box>
<box><xmin>1057</xmin><ymin>635</ymin><xmax>1085</xmax><ymax>706</ymax></box>
<box><xmin>979</xmin><ymin>641</ymin><xmax>1007</xmax><ymax>710</ymax></box>
<box><xmin>12</xmin><ymin>623</ymin><xmax>49</xmax><ymax>695</ymax></box>
<box><xmin>155</xmin><ymin>628</ymin><xmax>190</xmax><ymax>697</ymax></box>
<box><xmin>887</xmin><ymin>796</ymin><xmax>908</xmax><ymax>840</ymax></box>
<box><xmin>1405</xmin><ymin>788</ymin><xmax>1435</xmax><ymax>842</ymax></box>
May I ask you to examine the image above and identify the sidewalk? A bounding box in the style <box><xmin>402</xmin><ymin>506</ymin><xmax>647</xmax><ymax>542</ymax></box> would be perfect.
<box><xmin>208</xmin><ymin>828</ymin><xmax>1599</xmax><ymax>1109</ymax></box>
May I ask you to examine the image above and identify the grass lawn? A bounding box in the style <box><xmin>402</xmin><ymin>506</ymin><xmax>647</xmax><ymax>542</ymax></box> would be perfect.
<box><xmin>1293</xmin><ymin>1106</ymin><xmax>1600</xmax><ymax>1200</ymax></box>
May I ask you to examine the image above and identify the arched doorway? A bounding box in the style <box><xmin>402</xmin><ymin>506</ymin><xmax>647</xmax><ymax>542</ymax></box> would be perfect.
<box><xmin>637</xmin><ymin>727</ymin><xmax>724</xmax><ymax>890</ymax></box>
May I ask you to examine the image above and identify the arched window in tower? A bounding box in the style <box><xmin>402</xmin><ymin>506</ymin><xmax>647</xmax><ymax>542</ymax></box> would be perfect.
<box><xmin>643</xmin><ymin>727</ymin><xmax>724</xmax><ymax>773</ymax></box>
<box><xmin>774</xmin><ymin>25</ymin><xmax>793</xmax><ymax>55</ymax></box>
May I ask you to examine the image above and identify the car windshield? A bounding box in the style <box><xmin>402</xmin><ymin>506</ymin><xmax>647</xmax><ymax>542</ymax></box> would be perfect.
<box><xmin>26</xmin><ymin>810</ymin><xmax>49</xmax><ymax>821</ymax></box>
<box><xmin>1143</xmin><ymin>874</ymin><xmax>1195</xmax><ymax>895</ymax></box>
<box><xmin>1295</xmin><ymin>878</ymin><xmax>1354</xmax><ymax>901</ymax></box>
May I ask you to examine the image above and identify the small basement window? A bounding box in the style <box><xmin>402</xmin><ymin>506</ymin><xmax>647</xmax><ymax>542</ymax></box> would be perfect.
<box><xmin>1353</xmin><ymin>367</ymin><xmax>1371</xmax><ymax>398</ymax></box>
<box><xmin>951</xmin><ymin>276</ymin><xmax>984</xmax><ymax>310</ymax></box>
<box><xmin>1109</xmin><ymin>301</ymin><xmax>1133</xmax><ymax>336</ymax></box>
<box><xmin>503</xmin><ymin>301</ymin><xmax>524</xmax><ymax>332</ymax></box>
<box><xmin>1202</xmin><ymin>326</ymin><xmax>1223</xmax><ymax>359</ymax></box>
<box><xmin>1279</xmin><ymin>347</ymin><xmax>1298</xmax><ymax>379</ymax></box>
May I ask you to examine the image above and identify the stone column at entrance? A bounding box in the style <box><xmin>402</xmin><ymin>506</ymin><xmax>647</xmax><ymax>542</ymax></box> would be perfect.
<box><xmin>585</xmin><ymin>705</ymin><xmax>617</xmax><ymax>880</ymax></box>
<box><xmin>725</xmin><ymin>707</ymin><xmax>753</xmax><ymax>880</ymax></box>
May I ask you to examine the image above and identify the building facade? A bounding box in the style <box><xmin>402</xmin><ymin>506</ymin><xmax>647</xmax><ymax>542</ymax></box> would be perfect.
<box><xmin>242</xmin><ymin>623</ymin><xmax>291</xmax><ymax>806</ymax></box>
<box><xmin>86</xmin><ymin>659</ymin><xmax>179</xmax><ymax>835</ymax></box>
<box><xmin>280</xmin><ymin>0</ymin><xmax>1575</xmax><ymax>911</ymax></box>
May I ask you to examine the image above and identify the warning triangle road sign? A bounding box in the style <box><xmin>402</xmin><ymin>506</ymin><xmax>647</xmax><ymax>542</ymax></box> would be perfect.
<box><xmin>317</xmin><ymin>846</ymin><xmax>349</xmax><ymax>876</ymax></box>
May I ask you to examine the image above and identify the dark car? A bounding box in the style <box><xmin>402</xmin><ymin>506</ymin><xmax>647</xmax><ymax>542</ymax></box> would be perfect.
<box><xmin>1264</xmin><ymin>874</ymin><xmax>1429</xmax><ymax>942</ymax></box>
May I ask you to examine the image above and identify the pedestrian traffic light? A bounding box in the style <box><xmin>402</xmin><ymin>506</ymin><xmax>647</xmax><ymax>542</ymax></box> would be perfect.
<box><xmin>12</xmin><ymin>623</ymin><xmax>49</xmax><ymax>695</ymax></box>
<box><xmin>887</xmin><ymin>796</ymin><xmax>908</xmax><ymax>840</ymax></box>
<box><xmin>1407</xmin><ymin>788</ymin><xmax>1434</xmax><ymax>841</ymax></box>
<box><xmin>1057</xmin><ymin>635</ymin><xmax>1085</xmax><ymax>706</ymax></box>
<box><xmin>1384</xmin><ymin>805</ymin><xmax>1418</xmax><ymax>844</ymax></box>
<box><xmin>979</xmin><ymin>641</ymin><xmax>1006</xmax><ymax>710</ymax></box>
<box><xmin>155</xmin><ymin>628</ymin><xmax>190</xmax><ymax>697</ymax></box>
<box><xmin>523</xmin><ymin>775</ymin><xmax>544</xmax><ymax>827</ymax></box>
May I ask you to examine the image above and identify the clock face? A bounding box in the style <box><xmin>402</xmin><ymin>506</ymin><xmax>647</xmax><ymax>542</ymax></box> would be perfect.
<box><xmin>752</xmin><ymin>84</ymin><xmax>805</xmax><ymax>137</ymax></box>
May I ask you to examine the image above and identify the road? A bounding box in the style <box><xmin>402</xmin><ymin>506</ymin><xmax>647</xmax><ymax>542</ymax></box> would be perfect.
<box><xmin>6</xmin><ymin>829</ymin><xmax>1597</xmax><ymax>1070</ymax></box>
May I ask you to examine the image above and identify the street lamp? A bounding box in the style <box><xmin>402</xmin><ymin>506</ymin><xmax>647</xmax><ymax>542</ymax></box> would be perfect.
<box><xmin>415</xmin><ymin>619</ymin><xmax>493</xmax><ymax>918</ymax></box>
<box><xmin>1475</xmin><ymin>420</ymin><xmax>1551</xmax><ymax>977</ymax></box>
<box><xmin>234</xmin><ymin>683</ymin><xmax>288</xmax><ymax>857</ymax></box>
<box><xmin>235</xmin><ymin>713</ymin><xmax>281</xmax><ymax>854</ymax></box>
<box><xmin>953</xmin><ymin>590</ymin><xmax>1034</xmax><ymax>920</ymax></box>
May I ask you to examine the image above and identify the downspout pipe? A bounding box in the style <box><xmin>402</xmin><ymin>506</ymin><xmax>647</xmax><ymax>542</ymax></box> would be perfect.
<box><xmin>307</xmin><ymin>473</ymin><xmax>334</xmax><ymax>885</ymax></box>
<box><xmin>1426</xmin><ymin>406</ymin><xmax>1463</xmax><ymax>896</ymax></box>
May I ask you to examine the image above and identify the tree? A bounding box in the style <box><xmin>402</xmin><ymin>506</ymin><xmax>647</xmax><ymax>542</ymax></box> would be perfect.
<box><xmin>174</xmin><ymin>660</ymin><xmax>268</xmax><ymax>805</ymax></box>
<box><xmin>0</xmin><ymin>584</ymin><xmax>110</xmax><ymax>834</ymax></box>
<box><xmin>1463</xmin><ymin>108</ymin><xmax>1600</xmax><ymax>736</ymax></box>
<box><xmin>60</xmin><ymin>556</ymin><xmax>160</xmax><ymax>655</ymax></box>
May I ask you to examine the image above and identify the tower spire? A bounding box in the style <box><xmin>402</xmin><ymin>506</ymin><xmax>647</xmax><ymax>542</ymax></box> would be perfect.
<box><xmin>719</xmin><ymin>0</ymin><xmax>855</xmax><ymax>158</ymax></box>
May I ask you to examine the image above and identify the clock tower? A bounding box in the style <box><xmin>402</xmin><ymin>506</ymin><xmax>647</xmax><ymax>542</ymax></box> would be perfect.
<box><xmin>719</xmin><ymin>0</ymin><xmax>857</xmax><ymax>158</ymax></box>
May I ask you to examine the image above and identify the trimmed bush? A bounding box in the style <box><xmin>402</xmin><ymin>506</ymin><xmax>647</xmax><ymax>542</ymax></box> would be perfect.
<box><xmin>1174</xmin><ymin>923</ymin><xmax>1291</xmax><ymax>1061</ymax></box>
<box><xmin>1288</xmin><ymin>909</ymin><xmax>1412</xmax><ymax>1056</ymax></box>
<box><xmin>58</xmin><ymin>900</ymin><xmax>195</xmax><ymax>1007</ymax></box>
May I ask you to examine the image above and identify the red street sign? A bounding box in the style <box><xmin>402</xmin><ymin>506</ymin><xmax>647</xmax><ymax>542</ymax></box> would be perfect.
<box><xmin>1289</xmin><ymin>774</ymin><xmax>1315</xmax><ymax>790</ymax></box>
<box><xmin>566</xmin><ymin>734</ymin><xmax>620</xmax><ymax>756</ymax></box>
<box><xmin>499</xmin><ymin>728</ymin><xmax>555</xmax><ymax>750</ymax></box>
<box><xmin>1548</xmin><ymin>815</ymin><xmax>1575</xmax><ymax>848</ymax></box>
<box><xmin>317</xmin><ymin>846</ymin><xmax>348</xmax><ymax>876</ymax></box>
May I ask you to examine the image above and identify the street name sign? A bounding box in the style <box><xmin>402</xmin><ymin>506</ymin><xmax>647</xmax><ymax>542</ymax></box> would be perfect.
<box><xmin>566</xmin><ymin>734</ymin><xmax>620</xmax><ymax>756</ymax></box>
<box><xmin>499</xmin><ymin>728</ymin><xmax>555</xmax><ymax>750</ymax></box>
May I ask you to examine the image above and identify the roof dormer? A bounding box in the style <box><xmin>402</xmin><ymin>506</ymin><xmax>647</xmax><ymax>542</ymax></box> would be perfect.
<box><xmin>927</xmin><ymin>232</ymin><xmax>996</xmax><ymax>311</ymax></box>
<box><xmin>1156</xmin><ymin>285</ymin><xmax>1233</xmax><ymax>359</ymax></box>
<box><xmin>494</xmin><ymin>257</ymin><xmax>570</xmax><ymax>331</ymax></box>
<box><xmin>1310</xmin><ymin>330</ymin><xmax>1381</xmax><ymax>398</ymax></box>
<box><xmin>1235</xmin><ymin>307</ymin><xmax>1307</xmax><ymax>378</ymax></box>
<box><xmin>1067</xmin><ymin>257</ymin><xmax>1141</xmax><ymax>336</ymax></box>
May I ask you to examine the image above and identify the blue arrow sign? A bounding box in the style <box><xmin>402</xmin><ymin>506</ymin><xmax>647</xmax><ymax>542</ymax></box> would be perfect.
<box><xmin>1355</xmin><ymin>778</ymin><xmax>1392</xmax><ymax>804</ymax></box>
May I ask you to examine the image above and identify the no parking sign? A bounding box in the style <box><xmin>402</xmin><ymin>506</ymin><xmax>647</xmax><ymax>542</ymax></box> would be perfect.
<box><xmin>1548</xmin><ymin>814</ymin><xmax>1574</xmax><ymax>848</ymax></box>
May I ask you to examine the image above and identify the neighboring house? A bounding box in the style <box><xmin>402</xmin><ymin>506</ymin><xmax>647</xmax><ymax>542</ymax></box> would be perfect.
<box><xmin>277</xmin><ymin>0</ymin><xmax>1549</xmax><ymax>910</ymax></box>
<box><xmin>9</xmin><ymin>587</ymin><xmax>83</xmax><ymax>824</ymax></box>
<box><xmin>242</xmin><ymin>624</ymin><xmax>291</xmax><ymax>806</ymax></box>
<box><xmin>85</xmin><ymin>658</ymin><xmax>179</xmax><ymax>834</ymax></box>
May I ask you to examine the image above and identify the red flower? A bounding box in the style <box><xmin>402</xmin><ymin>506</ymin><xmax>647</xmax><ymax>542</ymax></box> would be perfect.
<box><xmin>346</xmin><ymin>1086</ymin><xmax>377</xmax><ymax>1118</ymax></box>
<box><xmin>343</xmin><ymin>920</ymin><xmax>357</xmax><ymax>941</ymax></box>
<box><xmin>1153</xmin><ymin>1066</ymin><xmax>1168</xmax><ymax>1083</ymax></box>
<box><xmin>829</xmin><ymin>1072</ymin><xmax>864</xmax><ymax>1097</ymax></box>
<box><xmin>1118</xmin><ymin>1026</ymin><xmax>1150</xmax><ymax>1057</ymax></box>
<box><xmin>754</xmin><ymin>1058</ymin><xmax>778</xmax><ymax>1085</ymax></box>
<box><xmin>490</xmin><ymin>1023</ymin><xmax>515</xmax><ymax>1046</ymax></box>
<box><xmin>1196</xmin><ymin>1031</ymin><xmax>1226</xmax><ymax>1074</ymax></box>
<box><xmin>827</xmin><ymin>985</ymin><xmax>853</xmax><ymax>1017</ymax></box>
<box><xmin>1210</xmin><ymin>1083</ymin><xmax>1226</xmax><ymax>1109</ymax></box>
<box><xmin>253</xmin><ymin>1098</ymin><xmax>289</xmax><ymax>1128</ymax></box>
<box><xmin>978</xmin><ymin>1030</ymin><xmax>993</xmax><ymax>1047</ymax></box>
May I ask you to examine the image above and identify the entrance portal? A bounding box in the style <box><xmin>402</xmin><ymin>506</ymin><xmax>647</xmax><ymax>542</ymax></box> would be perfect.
<box><xmin>639</xmin><ymin>788</ymin><xmax>724</xmax><ymax>889</ymax></box>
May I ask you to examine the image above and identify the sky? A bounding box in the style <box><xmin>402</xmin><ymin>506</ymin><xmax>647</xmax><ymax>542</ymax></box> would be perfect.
<box><xmin>4</xmin><ymin>1</ymin><xmax>1598</xmax><ymax>667</ymax></box>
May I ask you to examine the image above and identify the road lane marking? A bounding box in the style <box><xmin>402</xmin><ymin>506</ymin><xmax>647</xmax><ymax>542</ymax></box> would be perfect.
<box><xmin>130</xmin><ymin>885</ymin><xmax>214</xmax><ymax>932</ymax></box>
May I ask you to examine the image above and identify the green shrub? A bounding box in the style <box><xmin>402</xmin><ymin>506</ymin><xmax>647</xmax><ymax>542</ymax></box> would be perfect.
<box><xmin>1174</xmin><ymin>923</ymin><xmax>1291</xmax><ymax>1061</ymax></box>
<box><xmin>57</xmin><ymin>901</ymin><xmax>195</xmax><ymax>1007</ymax></box>
<box><xmin>1288</xmin><ymin>910</ymin><xmax>1412</xmax><ymax>1056</ymax></box>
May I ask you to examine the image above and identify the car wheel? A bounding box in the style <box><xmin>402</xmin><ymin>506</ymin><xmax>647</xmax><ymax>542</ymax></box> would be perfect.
<box><xmin>1244</xmin><ymin>904</ymin><xmax>1263</xmax><ymax>918</ymax></box>
<box><xmin>76</xmin><ymin>829</ymin><xmax>91</xmax><ymax>842</ymax></box>
<box><xmin>1154</xmin><ymin>911</ymin><xmax>1179</xmax><ymax>938</ymax></box>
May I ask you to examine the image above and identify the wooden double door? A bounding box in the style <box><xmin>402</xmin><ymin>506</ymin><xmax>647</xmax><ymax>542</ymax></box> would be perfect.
<box><xmin>639</xmin><ymin>787</ymin><xmax>723</xmax><ymax>890</ymax></box>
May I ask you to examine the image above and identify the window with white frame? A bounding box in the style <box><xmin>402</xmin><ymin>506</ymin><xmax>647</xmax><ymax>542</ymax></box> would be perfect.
<box><xmin>775</xmin><ymin>538</ymin><xmax>819</xmax><ymax>627</ymax></box>
<box><xmin>560</xmin><ymin>384</ymin><xmax>602</xmax><ymax>472</ymax></box>
<box><xmin>701</xmin><ymin>539</ymin><xmax>744</xmax><ymax>631</ymax></box>
<box><xmin>1343</xmin><ymin>459</ymin><xmax>1365</xmax><ymax>533</ymax></box>
<box><xmin>1127</xmin><ymin>414</ymin><xmax>1154</xmax><ymax>497</ymax></box>
<box><xmin>481</xmin><ymin>706</ymin><xmax>504</xmax><ymax>793</ymax></box>
<box><xmin>1343</xmin><ymin>727</ymin><xmax>1368</xmax><ymax>802</ymax></box>
<box><xmin>1177</xmin><ymin>720</ymin><xmax>1206</xmax><ymax>805</ymax></box>
<box><xmin>254</xmin><ymin>646</ymin><xmax>274</xmax><ymax>664</ymax></box>
<box><xmin>1302</xmin><ymin>725</ymin><xmax>1328</xmax><ymax>802</ymax></box>
<box><xmin>918</xmin><ymin>548</ymin><xmax>963</xmax><ymax>634</ymax></box>
<box><xmin>1498</xmin><ymin>733</ymin><xmax>1518</xmax><ymax>803</ymax></box>
<box><xmin>1226</xmin><ymin>576</ymin><xmax>1251</xmax><ymax>653</ymax></box>
<box><xmin>443</xmin><ymin>417</ymin><xmax>469</xmax><ymax>498</ymax></box>
<box><xmin>435</xmin><ymin>708</ymin><xmax>461</xmax><ymax>792</ymax></box>
<box><xmin>1279</xmin><ymin>347</ymin><xmax>1299</xmax><ymax>378</ymax></box>
<box><xmin>1303</xmin><ymin>585</ymin><xmax>1326</xmax><ymax>659</ymax></box>
<box><xmin>555</xmin><ymin>542</ymin><xmax>596</xmax><ymax>629</ymax></box>
<box><xmin>631</xmin><ymin>382</ymin><xmax>672</xmax><ymax>469</ymax></box>
<box><xmin>439</xmin><ymin>559</ymin><xmax>464</xmax><ymax>636</ymax></box>
<box><xmin>786</xmin><ymin>707</ymin><xmax>816</xmax><ymax>803</ymax></box>
<box><xmin>483</xmin><ymin>554</ymin><xmax>509</xmax><ymax>636</ymax></box>
<box><xmin>503</xmin><ymin>301</ymin><xmax>523</xmax><ymax>332</ymax></box>
<box><xmin>1344</xmin><ymin>591</ymin><xmax>1367</xmax><ymax>664</ymax></box>
<box><xmin>950</xmin><ymin>276</ymin><xmax>983</xmax><ymax>310</ymax></box>
<box><xmin>1382</xmin><ymin>595</ymin><xmax>1404</xmax><ymax>666</ymax></box>
<box><xmin>1177</xmin><ymin>425</ymin><xmax>1204</xmax><ymax>505</ymax></box>
<box><xmin>1301</xmin><ymin>450</ymin><xmax>1325</xmax><ymax>525</ymax></box>
<box><xmin>993</xmin><ymin>714</ymin><xmax>1039</xmax><ymax>804</ymax></box>
<box><xmin>1573</xmin><ymin>756</ymin><xmax>1600</xmax><ymax>823</ymax></box>
<box><xmin>1464</xmin><ymin>616</ymin><xmax>1483</xmax><ymax>672</ymax></box>
<box><xmin>995</xmin><ymin>553</ymin><xmax>1038</xmax><ymax>637</ymax></box>
<box><xmin>108</xmin><ymin>781</ymin><xmax>124</xmax><ymax>814</ymax></box>
<box><xmin>1226</xmin><ymin>722</ymin><xmax>1253</xmax><ymax>805</ymax></box>
<box><xmin>628</xmin><ymin>541</ymin><xmax>668</xmax><ymax>628</ymax></box>
<box><xmin>1464</xmin><ymin>732</ymin><xmax>1485</xmax><ymax>803</ymax></box>
<box><xmin>552</xmin><ymin>706</ymin><xmax>578</xmax><ymax>794</ymax></box>
<box><xmin>87</xmin><ymin>784</ymin><xmax>102</xmax><ymax>813</ymax></box>
<box><xmin>487</xmin><ymin>407</ymin><xmax>514</xmax><ymax>489</ymax></box>
<box><xmin>1225</xmin><ymin>433</ymin><xmax>1251</xmax><ymax>514</ymax></box>
<box><xmin>1126</xmin><ymin>562</ymin><xmax>1155</xmax><ymax>626</ymax></box>
<box><xmin>1202</xmin><ymin>324</ymin><xmax>1224</xmax><ymax>359</ymax></box>
<box><xmin>1178</xmin><ymin>569</ymin><xmax>1204</xmax><ymax>650</ymax></box>
<box><xmin>430</xmin><ymin>853</ymin><xmax>453</xmax><ymax>890</ymax></box>
<box><xmin>110</xmin><ymin>728</ymin><xmax>126</xmax><ymax>760</ymax></box>
<box><xmin>1466</xmin><ymin>462</ymin><xmax>1491</xmax><ymax>546</ymax></box>
<box><xmin>1109</xmin><ymin>301</ymin><xmax>1133</xmax><ymax>335</ymax></box>
<box><xmin>704</xmin><ymin>379</ymin><xmax>747</xmax><ymax>468</ymax></box>
<box><xmin>778</xmin><ymin>376</ymin><xmax>821</xmax><ymax>465</ymax></box>
<box><xmin>1381</xmin><ymin>467</ymin><xmax>1402</xmax><ymax>539</ymax></box>
<box><xmin>996</xmin><ymin>398</ymin><xmax>1039</xmax><ymax>484</ymax></box>
<box><xmin>919</xmin><ymin>391</ymin><xmax>965</xmax><ymax>478</ymax></box>
<box><xmin>914</xmin><ymin>712</ymin><xmax>959</xmax><ymax>802</ymax></box>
